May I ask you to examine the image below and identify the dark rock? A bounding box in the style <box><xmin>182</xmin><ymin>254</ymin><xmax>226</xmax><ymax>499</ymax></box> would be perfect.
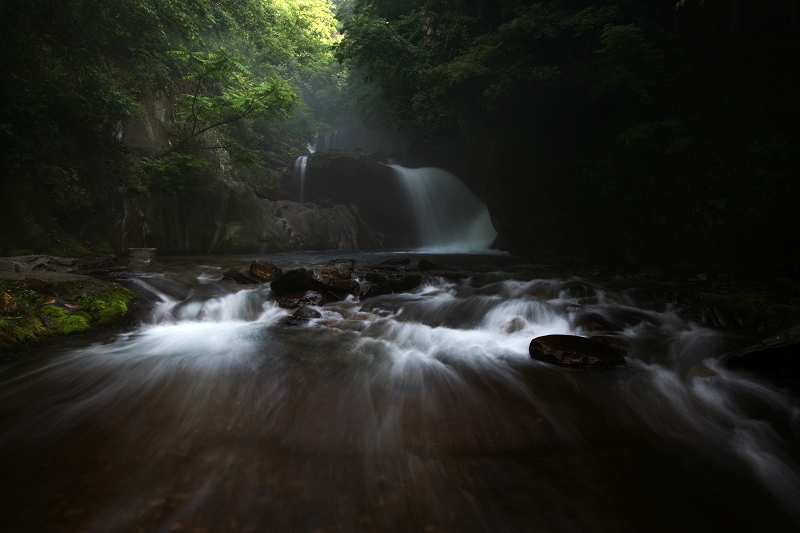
<box><xmin>724</xmin><ymin>324</ymin><xmax>800</xmax><ymax>390</ymax></box>
<box><xmin>126</xmin><ymin>248</ymin><xmax>156</xmax><ymax>266</ymax></box>
<box><xmin>574</xmin><ymin>312</ymin><xmax>623</xmax><ymax>333</ymax></box>
<box><xmin>365</xmin><ymin>271</ymin><xmax>422</xmax><ymax>293</ymax></box>
<box><xmin>381</xmin><ymin>258</ymin><xmax>410</xmax><ymax>266</ymax></box>
<box><xmin>418</xmin><ymin>259</ymin><xmax>446</xmax><ymax>271</ymax></box>
<box><xmin>279</xmin><ymin>315</ymin><xmax>310</xmax><ymax>327</ymax></box>
<box><xmin>270</xmin><ymin>269</ymin><xmax>327</xmax><ymax>295</ymax></box>
<box><xmin>75</xmin><ymin>254</ymin><xmax>117</xmax><ymax>270</ymax></box>
<box><xmin>276</xmin><ymin>290</ymin><xmax>326</xmax><ymax>308</ymax></box>
<box><xmin>360</xmin><ymin>283</ymin><xmax>393</xmax><ymax>300</ymax></box>
<box><xmin>529</xmin><ymin>334</ymin><xmax>627</xmax><ymax>367</ymax></box>
<box><xmin>293</xmin><ymin>306</ymin><xmax>322</xmax><ymax>319</ymax></box>
<box><xmin>313</xmin><ymin>264</ymin><xmax>351</xmax><ymax>280</ymax></box>
<box><xmin>249</xmin><ymin>260</ymin><xmax>283</xmax><ymax>282</ymax></box>
<box><xmin>222</xmin><ymin>270</ymin><xmax>260</xmax><ymax>284</ymax></box>
<box><xmin>326</xmin><ymin>258</ymin><xmax>356</xmax><ymax>270</ymax></box>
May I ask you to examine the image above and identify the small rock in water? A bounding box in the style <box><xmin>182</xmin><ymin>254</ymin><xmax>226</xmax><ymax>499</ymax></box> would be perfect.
<box><xmin>276</xmin><ymin>290</ymin><xmax>326</xmax><ymax>308</ymax></box>
<box><xmin>293</xmin><ymin>306</ymin><xmax>322</xmax><ymax>319</ymax></box>
<box><xmin>222</xmin><ymin>270</ymin><xmax>260</xmax><ymax>284</ymax></box>
<box><xmin>249</xmin><ymin>260</ymin><xmax>283</xmax><ymax>282</ymax></box>
<box><xmin>529</xmin><ymin>334</ymin><xmax>627</xmax><ymax>367</ymax></box>
<box><xmin>689</xmin><ymin>364</ymin><xmax>719</xmax><ymax>378</ymax></box>
<box><xmin>360</xmin><ymin>282</ymin><xmax>393</xmax><ymax>300</ymax></box>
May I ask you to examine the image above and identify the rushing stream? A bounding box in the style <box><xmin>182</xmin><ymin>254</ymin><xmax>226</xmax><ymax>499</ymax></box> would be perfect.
<box><xmin>1</xmin><ymin>252</ymin><xmax>799</xmax><ymax>532</ymax></box>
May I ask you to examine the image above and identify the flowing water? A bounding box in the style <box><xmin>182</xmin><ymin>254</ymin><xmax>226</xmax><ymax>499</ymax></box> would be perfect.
<box><xmin>0</xmin><ymin>253</ymin><xmax>799</xmax><ymax>532</ymax></box>
<box><xmin>390</xmin><ymin>166</ymin><xmax>497</xmax><ymax>252</ymax></box>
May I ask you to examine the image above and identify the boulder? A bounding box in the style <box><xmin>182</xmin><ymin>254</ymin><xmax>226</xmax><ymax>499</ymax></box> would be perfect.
<box><xmin>529</xmin><ymin>334</ymin><xmax>627</xmax><ymax>367</ymax></box>
<box><xmin>270</xmin><ymin>269</ymin><xmax>327</xmax><ymax>295</ymax></box>
<box><xmin>250</xmin><ymin>260</ymin><xmax>283</xmax><ymax>282</ymax></box>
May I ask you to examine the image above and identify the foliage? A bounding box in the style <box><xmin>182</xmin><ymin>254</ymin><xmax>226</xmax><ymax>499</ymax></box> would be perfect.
<box><xmin>0</xmin><ymin>0</ymin><xmax>348</xmax><ymax>255</ymax></box>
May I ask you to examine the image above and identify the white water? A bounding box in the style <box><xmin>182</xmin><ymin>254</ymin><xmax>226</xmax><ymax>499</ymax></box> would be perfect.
<box><xmin>390</xmin><ymin>165</ymin><xmax>498</xmax><ymax>252</ymax></box>
<box><xmin>293</xmin><ymin>155</ymin><xmax>308</xmax><ymax>203</ymax></box>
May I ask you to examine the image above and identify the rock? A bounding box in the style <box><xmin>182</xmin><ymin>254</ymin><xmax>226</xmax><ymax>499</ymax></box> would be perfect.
<box><xmin>381</xmin><ymin>258</ymin><xmax>410</xmax><ymax>266</ymax></box>
<box><xmin>365</xmin><ymin>271</ymin><xmax>422</xmax><ymax>293</ymax></box>
<box><xmin>270</xmin><ymin>269</ymin><xmax>327</xmax><ymax>295</ymax></box>
<box><xmin>724</xmin><ymin>324</ymin><xmax>800</xmax><ymax>390</ymax></box>
<box><xmin>293</xmin><ymin>306</ymin><xmax>322</xmax><ymax>319</ymax></box>
<box><xmin>279</xmin><ymin>315</ymin><xmax>310</xmax><ymax>327</ymax></box>
<box><xmin>418</xmin><ymin>259</ymin><xmax>445</xmax><ymax>271</ymax></box>
<box><xmin>529</xmin><ymin>334</ymin><xmax>627</xmax><ymax>367</ymax></box>
<box><xmin>249</xmin><ymin>260</ymin><xmax>283</xmax><ymax>282</ymax></box>
<box><xmin>126</xmin><ymin>248</ymin><xmax>156</xmax><ymax>266</ymax></box>
<box><xmin>222</xmin><ymin>270</ymin><xmax>260</xmax><ymax>284</ymax></box>
<box><xmin>689</xmin><ymin>364</ymin><xmax>719</xmax><ymax>378</ymax></box>
<box><xmin>313</xmin><ymin>264</ymin><xmax>351</xmax><ymax>280</ymax></box>
<box><xmin>276</xmin><ymin>290</ymin><xmax>326</xmax><ymax>309</ymax></box>
<box><xmin>360</xmin><ymin>282</ymin><xmax>393</xmax><ymax>300</ymax></box>
<box><xmin>75</xmin><ymin>254</ymin><xmax>117</xmax><ymax>270</ymax></box>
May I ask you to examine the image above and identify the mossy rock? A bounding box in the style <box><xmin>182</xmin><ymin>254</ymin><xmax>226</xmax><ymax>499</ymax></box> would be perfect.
<box><xmin>0</xmin><ymin>273</ymin><xmax>137</xmax><ymax>350</ymax></box>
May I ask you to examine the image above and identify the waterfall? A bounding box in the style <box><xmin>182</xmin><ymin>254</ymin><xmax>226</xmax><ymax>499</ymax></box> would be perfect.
<box><xmin>313</xmin><ymin>126</ymin><xmax>362</xmax><ymax>152</ymax></box>
<box><xmin>293</xmin><ymin>155</ymin><xmax>308</xmax><ymax>203</ymax></box>
<box><xmin>389</xmin><ymin>165</ymin><xmax>497</xmax><ymax>252</ymax></box>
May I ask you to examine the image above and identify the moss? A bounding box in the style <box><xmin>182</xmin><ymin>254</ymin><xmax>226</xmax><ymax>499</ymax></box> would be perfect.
<box><xmin>74</xmin><ymin>286</ymin><xmax>137</xmax><ymax>326</ymax></box>
<box><xmin>0</xmin><ymin>278</ymin><xmax>136</xmax><ymax>349</ymax></box>
<box><xmin>40</xmin><ymin>306</ymin><xmax>91</xmax><ymax>335</ymax></box>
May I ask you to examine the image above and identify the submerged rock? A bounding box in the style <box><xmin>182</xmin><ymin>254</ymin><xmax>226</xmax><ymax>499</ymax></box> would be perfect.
<box><xmin>529</xmin><ymin>334</ymin><xmax>627</xmax><ymax>367</ymax></box>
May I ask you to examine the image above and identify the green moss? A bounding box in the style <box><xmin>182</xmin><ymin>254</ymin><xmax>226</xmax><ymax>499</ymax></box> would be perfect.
<box><xmin>0</xmin><ymin>279</ymin><xmax>136</xmax><ymax>349</ymax></box>
<box><xmin>40</xmin><ymin>306</ymin><xmax>91</xmax><ymax>334</ymax></box>
<box><xmin>7</xmin><ymin>249</ymin><xmax>34</xmax><ymax>256</ymax></box>
<box><xmin>74</xmin><ymin>286</ymin><xmax>137</xmax><ymax>326</ymax></box>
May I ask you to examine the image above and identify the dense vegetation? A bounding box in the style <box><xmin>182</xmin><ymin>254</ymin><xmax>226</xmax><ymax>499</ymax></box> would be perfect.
<box><xmin>1</xmin><ymin>0</ymin><xmax>798</xmax><ymax>271</ymax></box>
<box><xmin>0</xmin><ymin>0</ymin><xmax>353</xmax><ymax>255</ymax></box>
<box><xmin>336</xmin><ymin>0</ymin><xmax>800</xmax><ymax>270</ymax></box>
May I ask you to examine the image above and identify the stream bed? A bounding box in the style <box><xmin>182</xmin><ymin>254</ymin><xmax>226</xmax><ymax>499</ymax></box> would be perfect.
<box><xmin>0</xmin><ymin>252</ymin><xmax>798</xmax><ymax>532</ymax></box>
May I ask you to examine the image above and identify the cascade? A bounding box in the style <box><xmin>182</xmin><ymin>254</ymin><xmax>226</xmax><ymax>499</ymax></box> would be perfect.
<box><xmin>293</xmin><ymin>155</ymin><xmax>308</xmax><ymax>203</ymax></box>
<box><xmin>389</xmin><ymin>165</ymin><xmax>497</xmax><ymax>251</ymax></box>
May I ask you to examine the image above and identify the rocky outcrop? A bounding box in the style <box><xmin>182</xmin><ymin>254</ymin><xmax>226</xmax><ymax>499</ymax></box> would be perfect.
<box><xmin>529</xmin><ymin>334</ymin><xmax>628</xmax><ymax>367</ymax></box>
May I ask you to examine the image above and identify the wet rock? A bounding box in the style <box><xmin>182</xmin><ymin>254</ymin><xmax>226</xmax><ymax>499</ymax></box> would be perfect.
<box><xmin>360</xmin><ymin>282</ymin><xmax>393</xmax><ymax>300</ymax></box>
<box><xmin>249</xmin><ymin>260</ymin><xmax>283</xmax><ymax>282</ymax></box>
<box><xmin>724</xmin><ymin>324</ymin><xmax>800</xmax><ymax>390</ymax></box>
<box><xmin>313</xmin><ymin>264</ymin><xmax>352</xmax><ymax>280</ymax></box>
<box><xmin>126</xmin><ymin>248</ymin><xmax>157</xmax><ymax>267</ymax></box>
<box><xmin>559</xmin><ymin>281</ymin><xmax>597</xmax><ymax>299</ymax></box>
<box><xmin>279</xmin><ymin>315</ymin><xmax>310</xmax><ymax>327</ymax></box>
<box><xmin>365</xmin><ymin>271</ymin><xmax>422</xmax><ymax>293</ymax></box>
<box><xmin>326</xmin><ymin>258</ymin><xmax>356</xmax><ymax>270</ymax></box>
<box><xmin>222</xmin><ymin>270</ymin><xmax>260</xmax><ymax>284</ymax></box>
<box><xmin>529</xmin><ymin>334</ymin><xmax>627</xmax><ymax>367</ymax></box>
<box><xmin>418</xmin><ymin>260</ymin><xmax>446</xmax><ymax>271</ymax></box>
<box><xmin>276</xmin><ymin>290</ymin><xmax>326</xmax><ymax>309</ymax></box>
<box><xmin>293</xmin><ymin>306</ymin><xmax>322</xmax><ymax>319</ymax></box>
<box><xmin>270</xmin><ymin>269</ymin><xmax>327</xmax><ymax>295</ymax></box>
<box><xmin>689</xmin><ymin>364</ymin><xmax>719</xmax><ymax>378</ymax></box>
<box><xmin>381</xmin><ymin>258</ymin><xmax>410</xmax><ymax>266</ymax></box>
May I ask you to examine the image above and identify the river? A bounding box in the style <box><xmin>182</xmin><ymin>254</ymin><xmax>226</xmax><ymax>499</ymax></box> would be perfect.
<box><xmin>0</xmin><ymin>252</ymin><xmax>798</xmax><ymax>532</ymax></box>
